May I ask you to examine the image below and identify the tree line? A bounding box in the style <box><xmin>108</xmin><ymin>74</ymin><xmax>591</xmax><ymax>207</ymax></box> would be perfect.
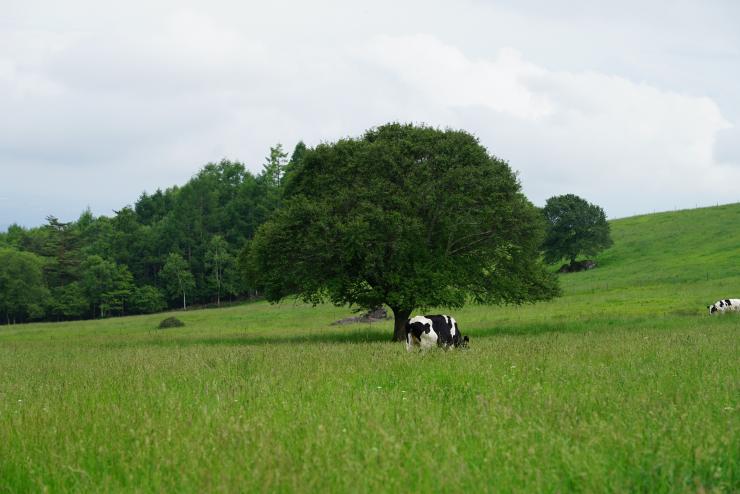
<box><xmin>1</xmin><ymin>123</ymin><xmax>612</xmax><ymax>336</ymax></box>
<box><xmin>0</xmin><ymin>143</ymin><xmax>305</xmax><ymax>324</ymax></box>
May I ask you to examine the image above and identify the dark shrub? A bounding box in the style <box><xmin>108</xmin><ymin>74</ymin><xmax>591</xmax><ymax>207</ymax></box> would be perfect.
<box><xmin>158</xmin><ymin>316</ymin><xmax>184</xmax><ymax>329</ymax></box>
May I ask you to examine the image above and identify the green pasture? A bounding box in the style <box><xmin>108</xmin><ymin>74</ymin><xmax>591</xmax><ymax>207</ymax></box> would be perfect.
<box><xmin>1</xmin><ymin>204</ymin><xmax>739</xmax><ymax>492</ymax></box>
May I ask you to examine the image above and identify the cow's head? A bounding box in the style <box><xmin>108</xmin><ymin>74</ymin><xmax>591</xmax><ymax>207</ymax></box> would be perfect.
<box><xmin>459</xmin><ymin>335</ymin><xmax>470</xmax><ymax>348</ymax></box>
<box><xmin>708</xmin><ymin>304</ymin><xmax>718</xmax><ymax>314</ymax></box>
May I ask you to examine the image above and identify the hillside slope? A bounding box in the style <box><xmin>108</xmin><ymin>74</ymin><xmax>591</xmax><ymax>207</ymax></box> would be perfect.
<box><xmin>561</xmin><ymin>203</ymin><xmax>740</xmax><ymax>304</ymax></box>
<box><xmin>450</xmin><ymin>202</ymin><xmax>740</xmax><ymax>332</ymax></box>
<box><xmin>601</xmin><ymin>203</ymin><xmax>740</xmax><ymax>284</ymax></box>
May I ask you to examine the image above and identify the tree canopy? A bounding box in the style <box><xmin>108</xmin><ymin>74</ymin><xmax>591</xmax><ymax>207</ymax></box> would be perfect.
<box><xmin>541</xmin><ymin>194</ymin><xmax>613</xmax><ymax>266</ymax></box>
<box><xmin>0</xmin><ymin>146</ymin><xmax>303</xmax><ymax>325</ymax></box>
<box><xmin>0</xmin><ymin>248</ymin><xmax>49</xmax><ymax>324</ymax></box>
<box><xmin>246</xmin><ymin>123</ymin><xmax>560</xmax><ymax>340</ymax></box>
<box><xmin>160</xmin><ymin>252</ymin><xmax>195</xmax><ymax>310</ymax></box>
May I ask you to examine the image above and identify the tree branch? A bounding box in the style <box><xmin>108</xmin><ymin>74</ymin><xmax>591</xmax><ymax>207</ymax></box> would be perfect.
<box><xmin>446</xmin><ymin>229</ymin><xmax>496</xmax><ymax>256</ymax></box>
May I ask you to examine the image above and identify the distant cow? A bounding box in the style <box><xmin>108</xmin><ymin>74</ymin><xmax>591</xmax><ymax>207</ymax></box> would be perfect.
<box><xmin>405</xmin><ymin>315</ymin><xmax>469</xmax><ymax>352</ymax></box>
<box><xmin>708</xmin><ymin>299</ymin><xmax>740</xmax><ymax>315</ymax></box>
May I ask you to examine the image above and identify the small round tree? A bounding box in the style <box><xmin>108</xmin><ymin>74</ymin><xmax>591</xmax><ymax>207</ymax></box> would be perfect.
<box><xmin>246</xmin><ymin>123</ymin><xmax>560</xmax><ymax>341</ymax></box>
<box><xmin>541</xmin><ymin>194</ymin><xmax>613</xmax><ymax>268</ymax></box>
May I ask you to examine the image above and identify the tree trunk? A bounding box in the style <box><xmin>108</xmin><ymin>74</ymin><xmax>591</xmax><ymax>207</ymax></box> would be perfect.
<box><xmin>182</xmin><ymin>292</ymin><xmax>187</xmax><ymax>311</ymax></box>
<box><xmin>216</xmin><ymin>268</ymin><xmax>221</xmax><ymax>307</ymax></box>
<box><xmin>391</xmin><ymin>307</ymin><xmax>412</xmax><ymax>342</ymax></box>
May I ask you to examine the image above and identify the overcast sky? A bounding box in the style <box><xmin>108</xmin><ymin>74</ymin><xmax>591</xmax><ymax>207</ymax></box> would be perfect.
<box><xmin>2</xmin><ymin>0</ymin><xmax>739</xmax><ymax>230</ymax></box>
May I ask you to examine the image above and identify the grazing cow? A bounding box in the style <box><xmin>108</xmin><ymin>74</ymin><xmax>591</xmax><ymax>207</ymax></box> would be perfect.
<box><xmin>405</xmin><ymin>315</ymin><xmax>469</xmax><ymax>352</ymax></box>
<box><xmin>708</xmin><ymin>299</ymin><xmax>740</xmax><ymax>314</ymax></box>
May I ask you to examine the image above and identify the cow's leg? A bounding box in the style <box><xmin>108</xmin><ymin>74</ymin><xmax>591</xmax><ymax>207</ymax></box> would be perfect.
<box><xmin>407</xmin><ymin>334</ymin><xmax>422</xmax><ymax>352</ymax></box>
<box><xmin>419</xmin><ymin>330</ymin><xmax>438</xmax><ymax>350</ymax></box>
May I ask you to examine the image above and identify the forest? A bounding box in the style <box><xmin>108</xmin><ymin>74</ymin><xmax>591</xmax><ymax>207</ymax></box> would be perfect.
<box><xmin>0</xmin><ymin>143</ymin><xmax>305</xmax><ymax>324</ymax></box>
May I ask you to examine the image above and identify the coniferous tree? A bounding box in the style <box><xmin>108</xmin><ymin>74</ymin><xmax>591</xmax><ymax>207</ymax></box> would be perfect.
<box><xmin>41</xmin><ymin>215</ymin><xmax>81</xmax><ymax>288</ymax></box>
<box><xmin>261</xmin><ymin>144</ymin><xmax>289</xmax><ymax>188</ymax></box>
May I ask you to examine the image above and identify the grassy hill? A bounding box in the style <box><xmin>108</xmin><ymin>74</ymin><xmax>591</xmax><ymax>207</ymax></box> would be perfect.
<box><xmin>1</xmin><ymin>204</ymin><xmax>738</xmax><ymax>492</ymax></box>
<box><xmin>570</xmin><ymin>202</ymin><xmax>740</xmax><ymax>302</ymax></box>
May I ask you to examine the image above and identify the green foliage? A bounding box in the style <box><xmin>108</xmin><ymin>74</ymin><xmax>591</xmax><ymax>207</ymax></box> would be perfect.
<box><xmin>260</xmin><ymin>143</ymin><xmax>288</xmax><ymax>188</ymax></box>
<box><xmin>288</xmin><ymin>141</ymin><xmax>307</xmax><ymax>166</ymax></box>
<box><xmin>160</xmin><ymin>253</ymin><xmax>195</xmax><ymax>310</ymax></box>
<box><xmin>247</xmin><ymin>123</ymin><xmax>559</xmax><ymax>339</ymax></box>
<box><xmin>0</xmin><ymin>248</ymin><xmax>49</xmax><ymax>323</ymax></box>
<box><xmin>129</xmin><ymin>286</ymin><xmax>167</xmax><ymax>314</ymax></box>
<box><xmin>205</xmin><ymin>235</ymin><xmax>237</xmax><ymax>306</ymax></box>
<box><xmin>134</xmin><ymin>188</ymin><xmax>175</xmax><ymax>226</ymax></box>
<box><xmin>283</xmin><ymin>141</ymin><xmax>307</xmax><ymax>185</ymax></box>
<box><xmin>40</xmin><ymin>215</ymin><xmax>81</xmax><ymax>288</ymax></box>
<box><xmin>1</xmin><ymin>149</ymin><xmax>295</xmax><ymax>322</ymax></box>
<box><xmin>157</xmin><ymin>316</ymin><xmax>185</xmax><ymax>328</ymax></box>
<box><xmin>47</xmin><ymin>282</ymin><xmax>88</xmax><ymax>320</ymax></box>
<box><xmin>79</xmin><ymin>255</ymin><xmax>133</xmax><ymax>318</ymax></box>
<box><xmin>542</xmin><ymin>193</ymin><xmax>613</xmax><ymax>265</ymax></box>
<box><xmin>1</xmin><ymin>224</ymin><xmax>26</xmax><ymax>249</ymax></box>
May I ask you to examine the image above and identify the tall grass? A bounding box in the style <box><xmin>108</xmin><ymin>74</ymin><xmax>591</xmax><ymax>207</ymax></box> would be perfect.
<box><xmin>1</xmin><ymin>204</ymin><xmax>739</xmax><ymax>492</ymax></box>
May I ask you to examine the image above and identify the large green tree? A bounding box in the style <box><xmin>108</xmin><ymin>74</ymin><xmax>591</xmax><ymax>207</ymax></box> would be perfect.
<box><xmin>246</xmin><ymin>123</ymin><xmax>559</xmax><ymax>341</ymax></box>
<box><xmin>541</xmin><ymin>194</ymin><xmax>613</xmax><ymax>266</ymax></box>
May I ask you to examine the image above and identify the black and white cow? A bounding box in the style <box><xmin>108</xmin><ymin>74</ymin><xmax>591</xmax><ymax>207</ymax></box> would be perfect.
<box><xmin>405</xmin><ymin>315</ymin><xmax>469</xmax><ymax>351</ymax></box>
<box><xmin>708</xmin><ymin>298</ymin><xmax>740</xmax><ymax>314</ymax></box>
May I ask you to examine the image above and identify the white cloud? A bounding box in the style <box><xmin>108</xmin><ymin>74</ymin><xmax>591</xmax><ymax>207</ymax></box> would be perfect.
<box><xmin>1</xmin><ymin>1</ymin><xmax>739</xmax><ymax>229</ymax></box>
<box><xmin>361</xmin><ymin>34</ymin><xmax>738</xmax><ymax>216</ymax></box>
<box><xmin>364</xmin><ymin>35</ymin><xmax>553</xmax><ymax>120</ymax></box>
<box><xmin>714</xmin><ymin>124</ymin><xmax>740</xmax><ymax>166</ymax></box>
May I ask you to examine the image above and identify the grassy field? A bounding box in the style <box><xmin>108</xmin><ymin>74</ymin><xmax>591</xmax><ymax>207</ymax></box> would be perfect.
<box><xmin>1</xmin><ymin>204</ymin><xmax>739</xmax><ymax>492</ymax></box>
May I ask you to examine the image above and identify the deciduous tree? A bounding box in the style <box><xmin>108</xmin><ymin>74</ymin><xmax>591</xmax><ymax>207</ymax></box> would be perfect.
<box><xmin>79</xmin><ymin>255</ymin><xmax>133</xmax><ymax>318</ymax></box>
<box><xmin>541</xmin><ymin>194</ymin><xmax>613</xmax><ymax>267</ymax></box>
<box><xmin>129</xmin><ymin>285</ymin><xmax>167</xmax><ymax>314</ymax></box>
<box><xmin>0</xmin><ymin>248</ymin><xmax>49</xmax><ymax>324</ymax></box>
<box><xmin>160</xmin><ymin>252</ymin><xmax>195</xmax><ymax>310</ymax></box>
<box><xmin>47</xmin><ymin>282</ymin><xmax>88</xmax><ymax>320</ymax></box>
<box><xmin>205</xmin><ymin>235</ymin><xmax>235</xmax><ymax>306</ymax></box>
<box><xmin>246</xmin><ymin>123</ymin><xmax>559</xmax><ymax>341</ymax></box>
